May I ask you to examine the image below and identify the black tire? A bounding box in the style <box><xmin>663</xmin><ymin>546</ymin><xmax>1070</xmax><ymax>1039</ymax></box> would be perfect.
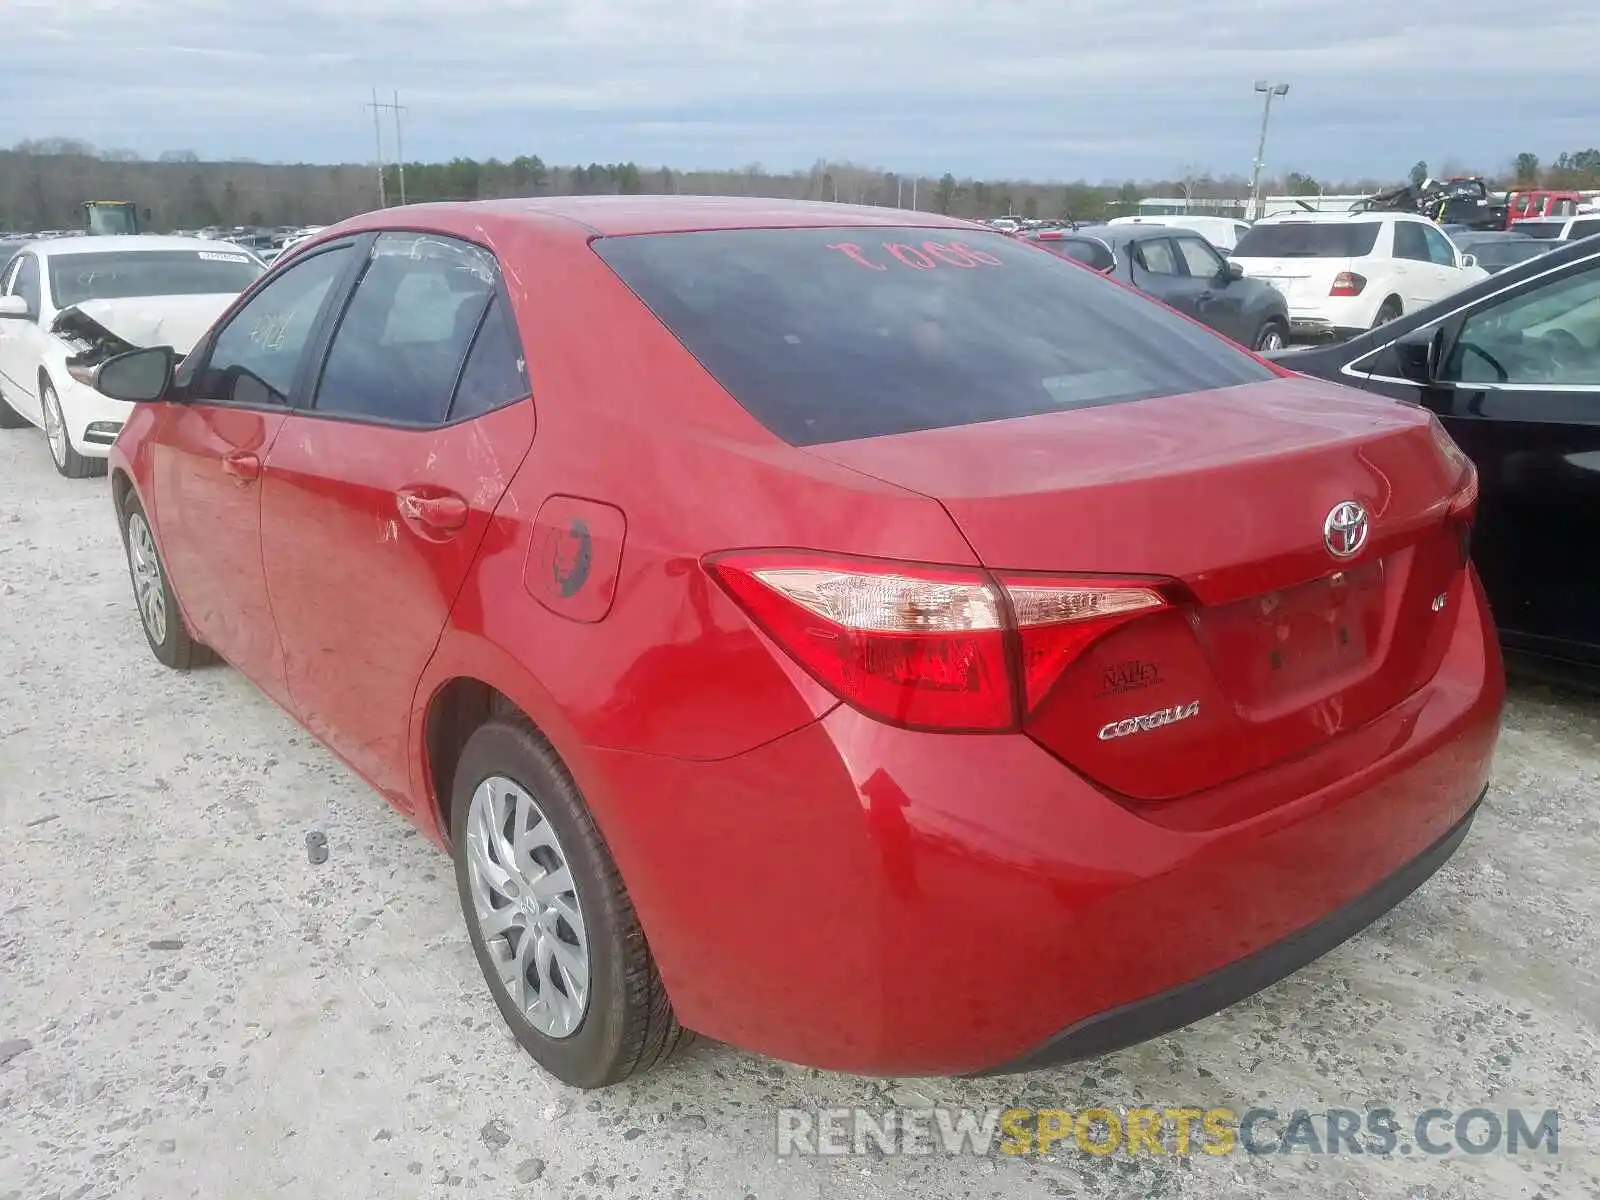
<box><xmin>1252</xmin><ymin>320</ymin><xmax>1288</xmax><ymax>352</ymax></box>
<box><xmin>1371</xmin><ymin>297</ymin><xmax>1403</xmax><ymax>329</ymax></box>
<box><xmin>117</xmin><ymin>492</ymin><xmax>215</xmax><ymax>670</ymax></box>
<box><xmin>40</xmin><ymin>378</ymin><xmax>107</xmax><ymax>479</ymax></box>
<box><xmin>451</xmin><ymin>715</ymin><xmax>691</xmax><ymax>1088</ymax></box>
<box><xmin>0</xmin><ymin>380</ymin><xmax>28</xmax><ymax>429</ymax></box>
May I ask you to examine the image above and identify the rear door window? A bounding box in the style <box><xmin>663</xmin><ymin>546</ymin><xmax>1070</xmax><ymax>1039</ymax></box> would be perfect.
<box><xmin>1231</xmin><ymin>222</ymin><xmax>1381</xmax><ymax>258</ymax></box>
<box><xmin>593</xmin><ymin>226</ymin><xmax>1274</xmax><ymax>446</ymax></box>
<box><xmin>313</xmin><ymin>233</ymin><xmax>499</xmax><ymax>425</ymax></box>
<box><xmin>1570</xmin><ymin>218</ymin><xmax>1600</xmax><ymax>241</ymax></box>
<box><xmin>1392</xmin><ymin>222</ymin><xmax>1431</xmax><ymax>262</ymax></box>
<box><xmin>1133</xmin><ymin>239</ymin><xmax>1180</xmax><ymax>275</ymax></box>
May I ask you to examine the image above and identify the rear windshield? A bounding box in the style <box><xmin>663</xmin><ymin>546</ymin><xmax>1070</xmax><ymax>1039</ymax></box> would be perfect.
<box><xmin>1472</xmin><ymin>240</ymin><xmax>1555</xmax><ymax>269</ymax></box>
<box><xmin>593</xmin><ymin>227</ymin><xmax>1273</xmax><ymax>445</ymax></box>
<box><xmin>1231</xmin><ymin>222</ymin><xmax>1381</xmax><ymax>258</ymax></box>
<box><xmin>49</xmin><ymin>249</ymin><xmax>264</xmax><ymax>308</ymax></box>
<box><xmin>1512</xmin><ymin>220</ymin><xmax>1566</xmax><ymax>240</ymax></box>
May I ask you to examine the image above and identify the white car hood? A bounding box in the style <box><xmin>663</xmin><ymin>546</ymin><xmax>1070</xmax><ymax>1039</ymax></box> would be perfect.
<box><xmin>52</xmin><ymin>293</ymin><xmax>236</xmax><ymax>355</ymax></box>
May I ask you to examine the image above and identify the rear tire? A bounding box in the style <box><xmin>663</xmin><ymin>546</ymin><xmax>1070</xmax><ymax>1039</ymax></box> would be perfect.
<box><xmin>451</xmin><ymin>715</ymin><xmax>692</xmax><ymax>1088</ymax></box>
<box><xmin>1252</xmin><ymin>320</ymin><xmax>1288</xmax><ymax>352</ymax></box>
<box><xmin>118</xmin><ymin>492</ymin><xmax>215</xmax><ymax>670</ymax></box>
<box><xmin>40</xmin><ymin>378</ymin><xmax>106</xmax><ymax>479</ymax></box>
<box><xmin>1371</xmin><ymin>297</ymin><xmax>1403</xmax><ymax>329</ymax></box>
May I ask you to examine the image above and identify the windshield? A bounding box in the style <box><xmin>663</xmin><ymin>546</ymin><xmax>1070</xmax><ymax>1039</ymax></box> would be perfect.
<box><xmin>1231</xmin><ymin>221</ymin><xmax>1381</xmax><ymax>258</ymax></box>
<box><xmin>48</xmin><ymin>249</ymin><xmax>263</xmax><ymax>308</ymax></box>
<box><xmin>593</xmin><ymin>226</ymin><xmax>1273</xmax><ymax>446</ymax></box>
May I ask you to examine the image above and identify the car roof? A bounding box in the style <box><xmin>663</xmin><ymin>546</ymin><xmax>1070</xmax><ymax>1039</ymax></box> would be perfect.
<box><xmin>31</xmin><ymin>235</ymin><xmax>256</xmax><ymax>258</ymax></box>
<box><xmin>1084</xmin><ymin>224</ymin><xmax>1204</xmax><ymax>246</ymax></box>
<box><xmin>320</xmin><ymin>196</ymin><xmax>978</xmax><ymax>243</ymax></box>
<box><xmin>1255</xmin><ymin>211</ymin><xmax>1405</xmax><ymax>225</ymax></box>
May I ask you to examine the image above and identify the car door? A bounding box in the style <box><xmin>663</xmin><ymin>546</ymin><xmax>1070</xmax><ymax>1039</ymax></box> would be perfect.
<box><xmin>1422</xmin><ymin>223</ymin><xmax>1473</xmax><ymax>298</ymax></box>
<box><xmin>258</xmin><ymin>231</ymin><xmax>536</xmax><ymax>810</ymax></box>
<box><xmin>1173</xmin><ymin>235</ymin><xmax>1246</xmax><ymax>341</ymax></box>
<box><xmin>1128</xmin><ymin>237</ymin><xmax>1201</xmax><ymax>315</ymax></box>
<box><xmin>1388</xmin><ymin>221</ymin><xmax>1434</xmax><ymax>311</ymax></box>
<box><xmin>0</xmin><ymin>254</ymin><xmax>46</xmax><ymax>419</ymax></box>
<box><xmin>150</xmin><ymin>239</ymin><xmax>361</xmax><ymax>709</ymax></box>
<box><xmin>1349</xmin><ymin>255</ymin><xmax>1600</xmax><ymax>665</ymax></box>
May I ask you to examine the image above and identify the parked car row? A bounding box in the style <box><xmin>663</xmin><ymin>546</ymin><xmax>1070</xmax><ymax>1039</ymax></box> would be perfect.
<box><xmin>1</xmin><ymin>196</ymin><xmax>1514</xmax><ymax>1093</ymax></box>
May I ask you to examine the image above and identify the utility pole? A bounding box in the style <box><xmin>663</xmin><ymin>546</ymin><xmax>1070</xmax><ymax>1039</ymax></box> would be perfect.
<box><xmin>1248</xmin><ymin>80</ymin><xmax>1290</xmax><ymax>221</ymax></box>
<box><xmin>391</xmin><ymin>90</ymin><xmax>408</xmax><ymax>206</ymax></box>
<box><xmin>366</xmin><ymin>90</ymin><xmax>409</xmax><ymax>207</ymax></box>
<box><xmin>367</xmin><ymin>88</ymin><xmax>387</xmax><ymax>208</ymax></box>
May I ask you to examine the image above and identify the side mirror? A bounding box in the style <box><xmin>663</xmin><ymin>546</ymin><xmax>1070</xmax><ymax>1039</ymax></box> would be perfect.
<box><xmin>86</xmin><ymin>346</ymin><xmax>177</xmax><ymax>403</ymax></box>
<box><xmin>1224</xmin><ymin>260</ymin><xmax>1245</xmax><ymax>281</ymax></box>
<box><xmin>1393</xmin><ymin>326</ymin><xmax>1444</xmax><ymax>385</ymax></box>
<box><xmin>0</xmin><ymin>295</ymin><xmax>30</xmax><ymax>320</ymax></box>
<box><xmin>1460</xmin><ymin>253</ymin><xmax>1478</xmax><ymax>269</ymax></box>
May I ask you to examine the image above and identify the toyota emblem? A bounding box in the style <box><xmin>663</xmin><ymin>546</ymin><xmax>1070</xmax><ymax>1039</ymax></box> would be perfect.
<box><xmin>1323</xmin><ymin>500</ymin><xmax>1370</xmax><ymax>559</ymax></box>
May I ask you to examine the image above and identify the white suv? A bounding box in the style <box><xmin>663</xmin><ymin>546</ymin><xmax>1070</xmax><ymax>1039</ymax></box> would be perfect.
<box><xmin>1229</xmin><ymin>212</ymin><xmax>1488</xmax><ymax>341</ymax></box>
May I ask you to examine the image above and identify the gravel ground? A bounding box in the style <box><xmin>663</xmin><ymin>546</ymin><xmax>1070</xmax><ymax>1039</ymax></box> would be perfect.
<box><xmin>1</xmin><ymin>425</ymin><xmax>1597</xmax><ymax>1200</ymax></box>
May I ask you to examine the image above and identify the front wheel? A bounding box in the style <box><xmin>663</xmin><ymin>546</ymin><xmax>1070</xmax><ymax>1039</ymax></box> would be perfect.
<box><xmin>120</xmin><ymin>494</ymin><xmax>214</xmax><ymax>670</ymax></box>
<box><xmin>451</xmin><ymin>716</ymin><xmax>692</xmax><ymax>1088</ymax></box>
<box><xmin>1253</xmin><ymin>321</ymin><xmax>1288</xmax><ymax>352</ymax></box>
<box><xmin>40</xmin><ymin>379</ymin><xmax>106</xmax><ymax>479</ymax></box>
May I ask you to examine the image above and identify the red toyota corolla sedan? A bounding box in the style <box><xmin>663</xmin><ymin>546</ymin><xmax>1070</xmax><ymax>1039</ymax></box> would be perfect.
<box><xmin>84</xmin><ymin>197</ymin><xmax>1504</xmax><ymax>1089</ymax></box>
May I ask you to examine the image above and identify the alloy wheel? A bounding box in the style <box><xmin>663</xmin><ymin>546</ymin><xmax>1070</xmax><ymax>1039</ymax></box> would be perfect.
<box><xmin>464</xmin><ymin>774</ymin><xmax>591</xmax><ymax>1039</ymax></box>
<box><xmin>126</xmin><ymin>512</ymin><xmax>169</xmax><ymax>645</ymax></box>
<box><xmin>1257</xmin><ymin>327</ymin><xmax>1285</xmax><ymax>352</ymax></box>
<box><xmin>41</xmin><ymin>386</ymin><xmax>68</xmax><ymax>468</ymax></box>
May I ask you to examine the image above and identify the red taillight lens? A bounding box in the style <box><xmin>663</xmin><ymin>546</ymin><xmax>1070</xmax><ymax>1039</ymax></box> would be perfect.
<box><xmin>1001</xmin><ymin>575</ymin><xmax>1169</xmax><ymax>712</ymax></box>
<box><xmin>1330</xmin><ymin>271</ymin><xmax>1367</xmax><ymax>297</ymax></box>
<box><xmin>705</xmin><ymin>551</ymin><xmax>1171</xmax><ymax>732</ymax></box>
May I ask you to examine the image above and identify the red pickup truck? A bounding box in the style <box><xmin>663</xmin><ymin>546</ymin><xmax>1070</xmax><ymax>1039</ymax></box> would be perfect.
<box><xmin>1504</xmin><ymin>189</ymin><xmax>1584</xmax><ymax>228</ymax></box>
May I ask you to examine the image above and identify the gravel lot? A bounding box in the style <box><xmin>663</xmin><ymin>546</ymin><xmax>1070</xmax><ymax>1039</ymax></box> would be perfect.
<box><xmin>1</xmin><ymin>425</ymin><xmax>1597</xmax><ymax>1200</ymax></box>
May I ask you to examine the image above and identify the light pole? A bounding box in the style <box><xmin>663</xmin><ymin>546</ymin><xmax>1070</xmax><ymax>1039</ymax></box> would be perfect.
<box><xmin>1248</xmin><ymin>80</ymin><xmax>1289</xmax><ymax>221</ymax></box>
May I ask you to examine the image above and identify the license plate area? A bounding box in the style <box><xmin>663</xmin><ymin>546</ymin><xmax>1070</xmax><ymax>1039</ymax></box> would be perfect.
<box><xmin>1190</xmin><ymin>560</ymin><xmax>1387</xmax><ymax>703</ymax></box>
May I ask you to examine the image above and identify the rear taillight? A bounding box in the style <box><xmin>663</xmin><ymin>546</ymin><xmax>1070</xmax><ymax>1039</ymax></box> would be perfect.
<box><xmin>1329</xmin><ymin>271</ymin><xmax>1367</xmax><ymax>297</ymax></box>
<box><xmin>1429</xmin><ymin>417</ymin><xmax>1478</xmax><ymax>562</ymax></box>
<box><xmin>705</xmin><ymin>551</ymin><xmax>1171</xmax><ymax>732</ymax></box>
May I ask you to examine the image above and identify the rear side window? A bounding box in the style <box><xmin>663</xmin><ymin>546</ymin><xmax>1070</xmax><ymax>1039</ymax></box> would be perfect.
<box><xmin>450</xmin><ymin>295</ymin><xmax>530</xmax><ymax>420</ymax></box>
<box><xmin>1571</xmin><ymin>218</ymin><xmax>1600</xmax><ymax>241</ymax></box>
<box><xmin>593</xmin><ymin>226</ymin><xmax>1274</xmax><ymax>446</ymax></box>
<box><xmin>1034</xmin><ymin>236</ymin><xmax>1114</xmax><ymax>272</ymax></box>
<box><xmin>1515</xmin><ymin>220</ymin><xmax>1565</xmax><ymax>240</ymax></box>
<box><xmin>1232</xmin><ymin>222</ymin><xmax>1381</xmax><ymax>258</ymax></box>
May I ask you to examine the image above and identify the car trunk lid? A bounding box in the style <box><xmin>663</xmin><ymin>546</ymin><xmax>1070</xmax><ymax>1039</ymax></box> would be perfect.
<box><xmin>803</xmin><ymin>375</ymin><xmax>1473</xmax><ymax>801</ymax></box>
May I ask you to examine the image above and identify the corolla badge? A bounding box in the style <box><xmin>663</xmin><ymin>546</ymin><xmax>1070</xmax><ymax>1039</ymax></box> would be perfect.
<box><xmin>1323</xmin><ymin>500</ymin><xmax>1370</xmax><ymax>559</ymax></box>
<box><xmin>1098</xmin><ymin>700</ymin><xmax>1201</xmax><ymax>741</ymax></box>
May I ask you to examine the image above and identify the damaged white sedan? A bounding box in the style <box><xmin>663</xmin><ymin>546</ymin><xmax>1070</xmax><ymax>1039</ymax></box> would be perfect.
<box><xmin>0</xmin><ymin>236</ymin><xmax>264</xmax><ymax>478</ymax></box>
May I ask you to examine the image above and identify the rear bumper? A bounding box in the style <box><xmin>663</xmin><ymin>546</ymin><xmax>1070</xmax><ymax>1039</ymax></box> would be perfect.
<box><xmin>584</xmin><ymin>569</ymin><xmax>1505</xmax><ymax>1076</ymax></box>
<box><xmin>972</xmin><ymin>784</ymin><xmax>1486</xmax><ymax>1075</ymax></box>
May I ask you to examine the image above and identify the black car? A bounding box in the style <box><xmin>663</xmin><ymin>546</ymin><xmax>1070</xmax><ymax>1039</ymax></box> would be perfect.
<box><xmin>1451</xmin><ymin>230</ymin><xmax>1560</xmax><ymax>275</ymax></box>
<box><xmin>1270</xmin><ymin>236</ymin><xmax>1600</xmax><ymax>686</ymax></box>
<box><xmin>1024</xmin><ymin>225</ymin><xmax>1290</xmax><ymax>351</ymax></box>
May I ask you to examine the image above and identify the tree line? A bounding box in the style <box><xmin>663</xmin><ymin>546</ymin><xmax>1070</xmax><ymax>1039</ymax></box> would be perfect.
<box><xmin>4</xmin><ymin>138</ymin><xmax>1597</xmax><ymax>234</ymax></box>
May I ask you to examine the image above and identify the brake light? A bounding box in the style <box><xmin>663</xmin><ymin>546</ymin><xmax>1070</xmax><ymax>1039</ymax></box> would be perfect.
<box><xmin>1035</xmin><ymin>230</ymin><xmax>1064</xmax><ymax>240</ymax></box>
<box><xmin>1329</xmin><ymin>271</ymin><xmax>1367</xmax><ymax>297</ymax></box>
<box><xmin>705</xmin><ymin>551</ymin><xmax>1171</xmax><ymax>732</ymax></box>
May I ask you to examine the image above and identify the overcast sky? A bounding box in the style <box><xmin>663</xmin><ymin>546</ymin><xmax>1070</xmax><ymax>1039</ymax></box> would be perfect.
<box><xmin>6</xmin><ymin>0</ymin><xmax>1599</xmax><ymax>183</ymax></box>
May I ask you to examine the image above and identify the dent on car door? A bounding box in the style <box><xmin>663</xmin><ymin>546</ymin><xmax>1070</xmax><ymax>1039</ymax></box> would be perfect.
<box><xmin>1432</xmin><ymin>259</ymin><xmax>1600</xmax><ymax>661</ymax></box>
<box><xmin>258</xmin><ymin>231</ymin><xmax>536</xmax><ymax>809</ymax></box>
<box><xmin>154</xmin><ymin>241</ymin><xmax>359</xmax><ymax>707</ymax></box>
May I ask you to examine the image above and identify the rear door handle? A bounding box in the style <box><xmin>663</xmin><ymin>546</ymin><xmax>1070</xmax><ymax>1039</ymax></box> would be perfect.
<box><xmin>396</xmin><ymin>489</ymin><xmax>469</xmax><ymax>532</ymax></box>
<box><xmin>222</xmin><ymin>451</ymin><xmax>260</xmax><ymax>481</ymax></box>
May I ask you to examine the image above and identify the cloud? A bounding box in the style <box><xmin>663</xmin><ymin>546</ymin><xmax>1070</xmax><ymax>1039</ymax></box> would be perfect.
<box><xmin>2</xmin><ymin>0</ymin><xmax>1597</xmax><ymax>181</ymax></box>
